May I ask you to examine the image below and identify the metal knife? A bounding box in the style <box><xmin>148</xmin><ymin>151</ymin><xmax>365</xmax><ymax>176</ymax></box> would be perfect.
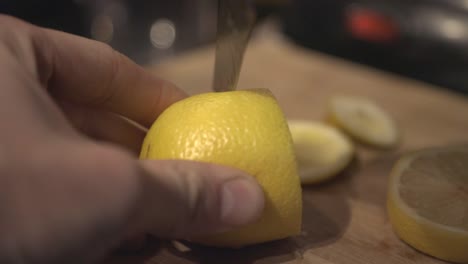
<box><xmin>212</xmin><ymin>0</ymin><xmax>256</xmax><ymax>92</ymax></box>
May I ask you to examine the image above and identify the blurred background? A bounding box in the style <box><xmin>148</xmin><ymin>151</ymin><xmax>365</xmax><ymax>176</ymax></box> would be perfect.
<box><xmin>2</xmin><ymin>0</ymin><xmax>468</xmax><ymax>95</ymax></box>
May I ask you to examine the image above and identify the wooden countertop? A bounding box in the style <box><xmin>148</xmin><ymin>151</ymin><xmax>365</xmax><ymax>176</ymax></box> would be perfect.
<box><xmin>106</xmin><ymin>22</ymin><xmax>468</xmax><ymax>264</ymax></box>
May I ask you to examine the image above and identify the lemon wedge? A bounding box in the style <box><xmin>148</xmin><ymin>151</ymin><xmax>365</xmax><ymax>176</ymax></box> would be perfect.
<box><xmin>288</xmin><ymin>120</ymin><xmax>354</xmax><ymax>184</ymax></box>
<box><xmin>387</xmin><ymin>146</ymin><xmax>468</xmax><ymax>263</ymax></box>
<box><xmin>140</xmin><ymin>89</ymin><xmax>302</xmax><ymax>248</ymax></box>
<box><xmin>327</xmin><ymin>95</ymin><xmax>399</xmax><ymax>148</ymax></box>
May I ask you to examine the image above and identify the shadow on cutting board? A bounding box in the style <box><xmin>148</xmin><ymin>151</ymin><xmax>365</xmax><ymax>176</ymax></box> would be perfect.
<box><xmin>103</xmin><ymin>164</ymin><xmax>355</xmax><ymax>264</ymax></box>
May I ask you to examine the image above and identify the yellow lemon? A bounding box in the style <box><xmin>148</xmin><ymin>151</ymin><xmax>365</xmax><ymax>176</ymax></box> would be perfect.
<box><xmin>387</xmin><ymin>146</ymin><xmax>468</xmax><ymax>263</ymax></box>
<box><xmin>327</xmin><ymin>95</ymin><xmax>399</xmax><ymax>148</ymax></box>
<box><xmin>140</xmin><ymin>89</ymin><xmax>302</xmax><ymax>248</ymax></box>
<box><xmin>288</xmin><ymin>120</ymin><xmax>354</xmax><ymax>184</ymax></box>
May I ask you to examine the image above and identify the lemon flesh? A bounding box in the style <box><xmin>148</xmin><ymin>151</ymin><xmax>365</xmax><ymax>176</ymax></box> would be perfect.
<box><xmin>328</xmin><ymin>95</ymin><xmax>399</xmax><ymax>148</ymax></box>
<box><xmin>387</xmin><ymin>146</ymin><xmax>468</xmax><ymax>263</ymax></box>
<box><xmin>288</xmin><ymin>120</ymin><xmax>354</xmax><ymax>184</ymax></box>
<box><xmin>140</xmin><ymin>89</ymin><xmax>302</xmax><ymax>248</ymax></box>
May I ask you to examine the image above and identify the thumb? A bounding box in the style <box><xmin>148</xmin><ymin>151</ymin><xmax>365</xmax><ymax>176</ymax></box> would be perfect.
<box><xmin>132</xmin><ymin>160</ymin><xmax>265</xmax><ymax>239</ymax></box>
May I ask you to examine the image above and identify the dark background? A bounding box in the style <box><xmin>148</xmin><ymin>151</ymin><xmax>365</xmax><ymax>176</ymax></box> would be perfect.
<box><xmin>2</xmin><ymin>0</ymin><xmax>468</xmax><ymax>95</ymax></box>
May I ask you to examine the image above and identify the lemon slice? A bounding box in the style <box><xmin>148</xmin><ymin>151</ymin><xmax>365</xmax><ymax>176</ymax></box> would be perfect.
<box><xmin>387</xmin><ymin>146</ymin><xmax>468</xmax><ymax>263</ymax></box>
<box><xmin>288</xmin><ymin>120</ymin><xmax>354</xmax><ymax>184</ymax></box>
<box><xmin>327</xmin><ymin>95</ymin><xmax>399</xmax><ymax>148</ymax></box>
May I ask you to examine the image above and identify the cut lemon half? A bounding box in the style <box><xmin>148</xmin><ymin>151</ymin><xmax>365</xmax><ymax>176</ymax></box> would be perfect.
<box><xmin>288</xmin><ymin>120</ymin><xmax>354</xmax><ymax>184</ymax></box>
<box><xmin>327</xmin><ymin>95</ymin><xmax>399</xmax><ymax>148</ymax></box>
<box><xmin>141</xmin><ymin>89</ymin><xmax>302</xmax><ymax>248</ymax></box>
<box><xmin>387</xmin><ymin>146</ymin><xmax>468</xmax><ymax>263</ymax></box>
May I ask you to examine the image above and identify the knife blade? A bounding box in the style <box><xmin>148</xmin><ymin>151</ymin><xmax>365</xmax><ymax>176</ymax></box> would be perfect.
<box><xmin>212</xmin><ymin>0</ymin><xmax>256</xmax><ymax>92</ymax></box>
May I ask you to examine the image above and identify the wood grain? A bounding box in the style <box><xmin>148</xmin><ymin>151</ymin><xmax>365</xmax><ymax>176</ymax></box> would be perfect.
<box><xmin>105</xmin><ymin>22</ymin><xmax>468</xmax><ymax>264</ymax></box>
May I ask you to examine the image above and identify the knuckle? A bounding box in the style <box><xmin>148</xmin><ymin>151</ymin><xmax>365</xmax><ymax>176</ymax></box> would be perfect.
<box><xmin>89</xmin><ymin>46</ymin><xmax>126</xmax><ymax>106</ymax></box>
<box><xmin>170</xmin><ymin>163</ymin><xmax>214</xmax><ymax>236</ymax></box>
<box><xmin>0</xmin><ymin>15</ymin><xmax>53</xmax><ymax>85</ymax></box>
<box><xmin>0</xmin><ymin>16</ymin><xmax>31</xmax><ymax>54</ymax></box>
<box><xmin>0</xmin><ymin>15</ymin><xmax>28</xmax><ymax>30</ymax></box>
<box><xmin>0</xmin><ymin>15</ymin><xmax>34</xmax><ymax>48</ymax></box>
<box><xmin>182</xmin><ymin>169</ymin><xmax>206</xmax><ymax>219</ymax></box>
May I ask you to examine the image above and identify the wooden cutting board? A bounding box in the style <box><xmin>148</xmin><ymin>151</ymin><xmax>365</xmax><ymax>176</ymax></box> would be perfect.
<box><xmin>105</xmin><ymin>22</ymin><xmax>468</xmax><ymax>264</ymax></box>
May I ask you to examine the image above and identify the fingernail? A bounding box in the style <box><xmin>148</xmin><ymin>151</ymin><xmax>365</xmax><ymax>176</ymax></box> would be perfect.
<box><xmin>220</xmin><ymin>177</ymin><xmax>264</xmax><ymax>226</ymax></box>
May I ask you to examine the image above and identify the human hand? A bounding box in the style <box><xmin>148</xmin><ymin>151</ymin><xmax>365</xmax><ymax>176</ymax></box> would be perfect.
<box><xmin>0</xmin><ymin>15</ymin><xmax>264</xmax><ymax>264</ymax></box>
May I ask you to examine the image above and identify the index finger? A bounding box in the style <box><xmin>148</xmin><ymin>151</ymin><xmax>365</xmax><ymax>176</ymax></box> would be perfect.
<box><xmin>10</xmin><ymin>16</ymin><xmax>187</xmax><ymax>128</ymax></box>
